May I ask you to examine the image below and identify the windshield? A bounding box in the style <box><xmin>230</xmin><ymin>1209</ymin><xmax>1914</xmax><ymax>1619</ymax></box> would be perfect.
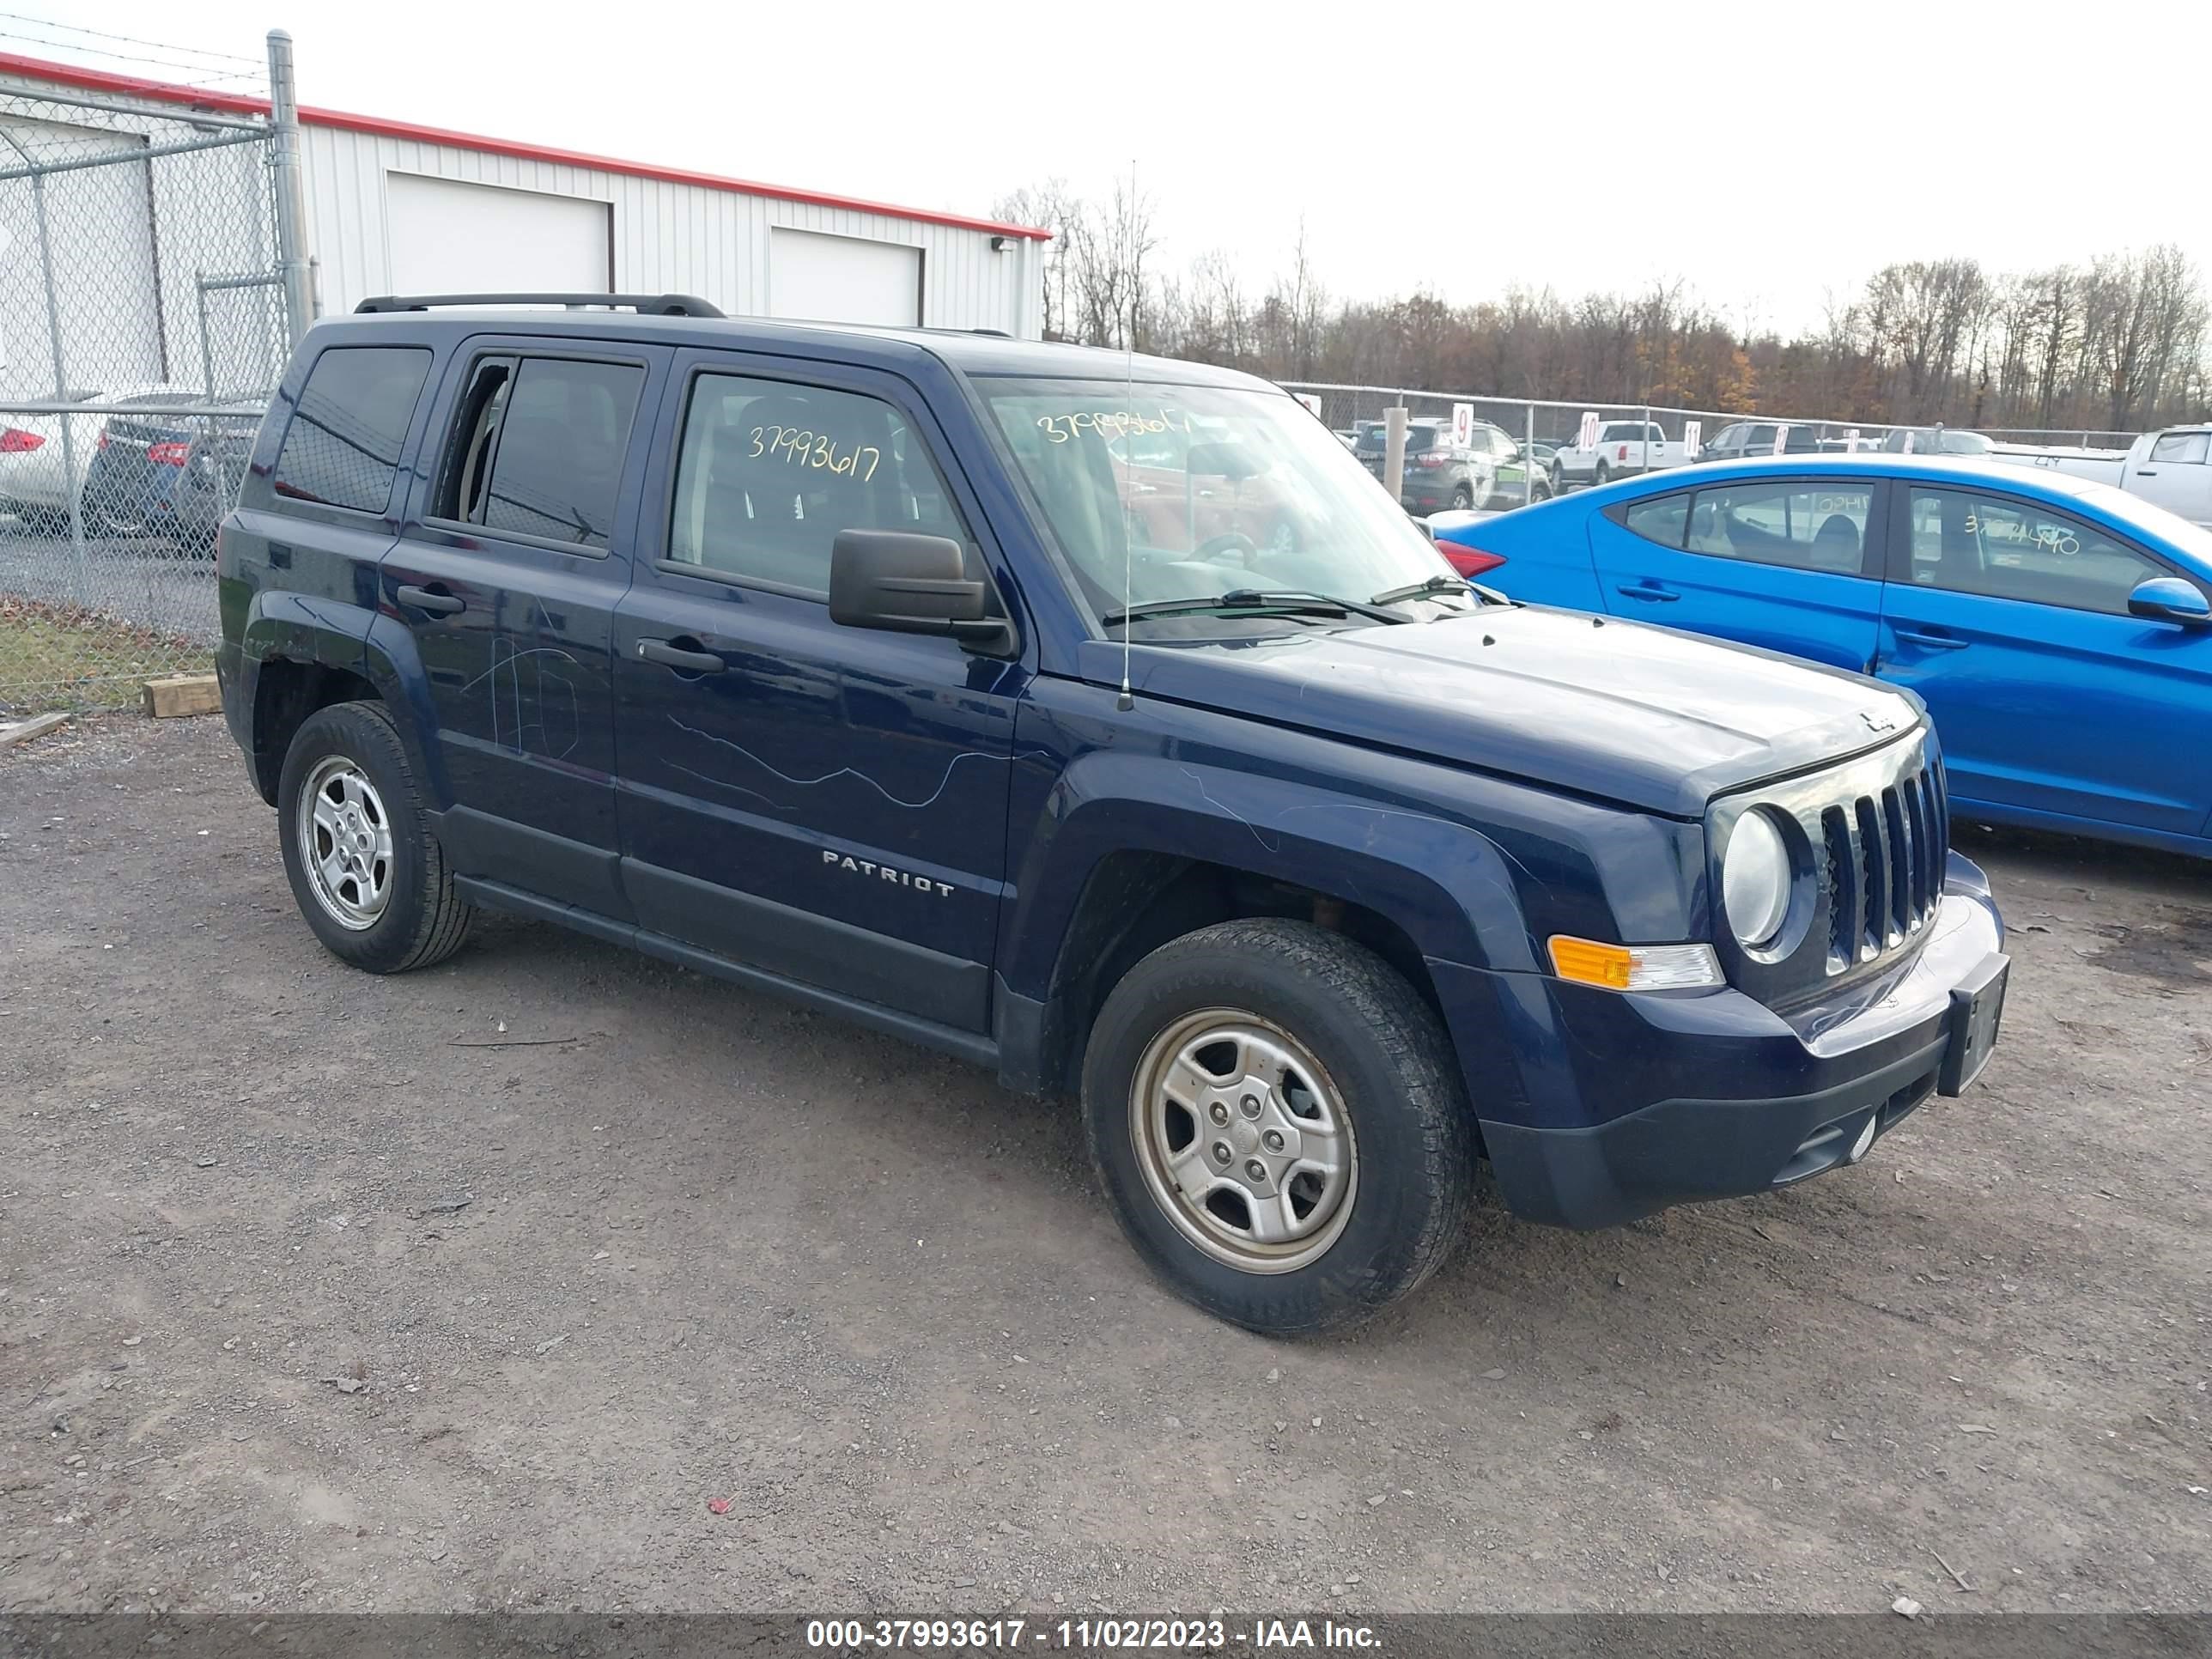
<box><xmin>984</xmin><ymin>380</ymin><xmax>1459</xmax><ymax>629</ymax></box>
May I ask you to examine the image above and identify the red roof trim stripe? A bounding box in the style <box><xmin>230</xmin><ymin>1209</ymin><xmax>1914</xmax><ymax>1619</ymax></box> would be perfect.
<box><xmin>0</xmin><ymin>50</ymin><xmax>1054</xmax><ymax>241</ymax></box>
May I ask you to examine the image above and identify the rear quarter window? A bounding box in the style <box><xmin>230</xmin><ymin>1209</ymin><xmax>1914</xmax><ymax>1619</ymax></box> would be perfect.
<box><xmin>1616</xmin><ymin>493</ymin><xmax>1690</xmax><ymax>547</ymax></box>
<box><xmin>272</xmin><ymin>345</ymin><xmax>434</xmax><ymax>515</ymax></box>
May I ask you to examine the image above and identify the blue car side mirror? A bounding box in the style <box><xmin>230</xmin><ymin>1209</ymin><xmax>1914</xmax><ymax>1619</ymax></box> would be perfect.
<box><xmin>2127</xmin><ymin>575</ymin><xmax>2212</xmax><ymax>628</ymax></box>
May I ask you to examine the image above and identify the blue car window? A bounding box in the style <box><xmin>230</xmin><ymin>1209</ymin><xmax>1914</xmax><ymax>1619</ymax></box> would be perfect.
<box><xmin>1905</xmin><ymin>489</ymin><xmax>2167</xmax><ymax>617</ymax></box>
<box><xmin>1684</xmin><ymin>483</ymin><xmax>1873</xmax><ymax>574</ymax></box>
<box><xmin>1621</xmin><ymin>494</ymin><xmax>1690</xmax><ymax>548</ymax></box>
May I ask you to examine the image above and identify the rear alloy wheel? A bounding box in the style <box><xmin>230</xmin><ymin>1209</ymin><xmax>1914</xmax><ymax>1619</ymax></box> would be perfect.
<box><xmin>1083</xmin><ymin>919</ymin><xmax>1475</xmax><ymax>1335</ymax></box>
<box><xmin>276</xmin><ymin>700</ymin><xmax>474</xmax><ymax>974</ymax></box>
<box><xmin>1449</xmin><ymin>484</ymin><xmax>1473</xmax><ymax>511</ymax></box>
<box><xmin>1594</xmin><ymin>460</ymin><xmax>1612</xmax><ymax>487</ymax></box>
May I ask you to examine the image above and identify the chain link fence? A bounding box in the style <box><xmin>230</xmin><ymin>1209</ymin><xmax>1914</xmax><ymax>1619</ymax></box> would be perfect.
<box><xmin>1281</xmin><ymin>384</ymin><xmax>2156</xmax><ymax>514</ymax></box>
<box><xmin>1</xmin><ymin>79</ymin><xmax>287</xmax><ymax>716</ymax></box>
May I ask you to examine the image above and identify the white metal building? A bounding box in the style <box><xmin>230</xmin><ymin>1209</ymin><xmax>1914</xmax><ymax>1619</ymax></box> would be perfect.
<box><xmin>0</xmin><ymin>50</ymin><xmax>1049</xmax><ymax>358</ymax></box>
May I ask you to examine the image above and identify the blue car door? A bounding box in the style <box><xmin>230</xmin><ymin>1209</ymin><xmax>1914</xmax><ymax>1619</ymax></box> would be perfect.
<box><xmin>608</xmin><ymin>349</ymin><xmax>1025</xmax><ymax>1036</ymax></box>
<box><xmin>1588</xmin><ymin>475</ymin><xmax>1887</xmax><ymax>672</ymax></box>
<box><xmin>1877</xmin><ymin>481</ymin><xmax>2212</xmax><ymax>839</ymax></box>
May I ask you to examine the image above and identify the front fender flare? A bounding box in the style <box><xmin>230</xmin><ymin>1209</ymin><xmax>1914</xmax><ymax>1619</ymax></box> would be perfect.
<box><xmin>999</xmin><ymin>750</ymin><xmax>1547</xmax><ymax>1001</ymax></box>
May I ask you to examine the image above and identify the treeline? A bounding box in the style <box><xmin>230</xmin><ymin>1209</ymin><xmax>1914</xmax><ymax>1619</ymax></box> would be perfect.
<box><xmin>995</xmin><ymin>181</ymin><xmax>2212</xmax><ymax>434</ymax></box>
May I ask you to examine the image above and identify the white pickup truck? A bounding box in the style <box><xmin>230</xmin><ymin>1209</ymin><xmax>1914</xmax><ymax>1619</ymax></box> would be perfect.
<box><xmin>1553</xmin><ymin>420</ymin><xmax>1691</xmax><ymax>489</ymax></box>
<box><xmin>1990</xmin><ymin>426</ymin><xmax>2212</xmax><ymax>527</ymax></box>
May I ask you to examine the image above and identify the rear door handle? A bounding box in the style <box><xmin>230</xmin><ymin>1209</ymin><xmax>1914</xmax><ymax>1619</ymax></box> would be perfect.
<box><xmin>635</xmin><ymin>637</ymin><xmax>726</xmax><ymax>674</ymax></box>
<box><xmin>1893</xmin><ymin>626</ymin><xmax>1968</xmax><ymax>651</ymax></box>
<box><xmin>393</xmin><ymin>583</ymin><xmax>464</xmax><ymax>616</ymax></box>
<box><xmin>1616</xmin><ymin>580</ymin><xmax>1678</xmax><ymax>602</ymax></box>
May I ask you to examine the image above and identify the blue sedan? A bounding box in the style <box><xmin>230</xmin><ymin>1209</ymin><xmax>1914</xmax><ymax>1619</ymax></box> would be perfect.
<box><xmin>1435</xmin><ymin>455</ymin><xmax>2212</xmax><ymax>858</ymax></box>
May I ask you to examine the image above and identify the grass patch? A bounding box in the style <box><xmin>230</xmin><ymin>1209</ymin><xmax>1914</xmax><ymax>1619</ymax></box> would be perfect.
<box><xmin>0</xmin><ymin>599</ymin><xmax>211</xmax><ymax>717</ymax></box>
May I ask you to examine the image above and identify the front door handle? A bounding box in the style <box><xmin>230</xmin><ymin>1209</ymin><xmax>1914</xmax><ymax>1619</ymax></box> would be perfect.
<box><xmin>1893</xmin><ymin>626</ymin><xmax>1968</xmax><ymax>651</ymax></box>
<box><xmin>394</xmin><ymin>583</ymin><xmax>464</xmax><ymax>616</ymax></box>
<box><xmin>1616</xmin><ymin>580</ymin><xmax>1679</xmax><ymax>602</ymax></box>
<box><xmin>635</xmin><ymin>637</ymin><xmax>726</xmax><ymax>674</ymax></box>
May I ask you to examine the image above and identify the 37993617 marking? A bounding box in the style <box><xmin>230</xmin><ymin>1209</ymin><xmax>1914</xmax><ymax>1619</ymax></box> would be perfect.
<box><xmin>804</xmin><ymin>1617</ymin><xmax>1231</xmax><ymax>1650</ymax></box>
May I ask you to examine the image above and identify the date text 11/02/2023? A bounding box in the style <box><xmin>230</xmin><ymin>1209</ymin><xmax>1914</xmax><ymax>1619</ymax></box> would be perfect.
<box><xmin>804</xmin><ymin>1618</ymin><xmax>1382</xmax><ymax>1650</ymax></box>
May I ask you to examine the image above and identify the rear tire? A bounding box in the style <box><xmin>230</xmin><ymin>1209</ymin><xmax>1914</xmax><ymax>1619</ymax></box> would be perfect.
<box><xmin>1449</xmin><ymin>484</ymin><xmax>1473</xmax><ymax>511</ymax></box>
<box><xmin>276</xmin><ymin>700</ymin><xmax>474</xmax><ymax>975</ymax></box>
<box><xmin>1594</xmin><ymin>460</ymin><xmax>1612</xmax><ymax>487</ymax></box>
<box><xmin>1082</xmin><ymin>919</ymin><xmax>1475</xmax><ymax>1336</ymax></box>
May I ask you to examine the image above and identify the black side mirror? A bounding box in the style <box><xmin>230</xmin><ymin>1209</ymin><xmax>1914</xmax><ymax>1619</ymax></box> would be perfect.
<box><xmin>2127</xmin><ymin>575</ymin><xmax>2212</xmax><ymax>628</ymax></box>
<box><xmin>829</xmin><ymin>530</ymin><xmax>1012</xmax><ymax>649</ymax></box>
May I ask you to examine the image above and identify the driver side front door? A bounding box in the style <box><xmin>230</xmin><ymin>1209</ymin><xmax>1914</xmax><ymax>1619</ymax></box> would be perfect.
<box><xmin>610</xmin><ymin>350</ymin><xmax>1027</xmax><ymax>1036</ymax></box>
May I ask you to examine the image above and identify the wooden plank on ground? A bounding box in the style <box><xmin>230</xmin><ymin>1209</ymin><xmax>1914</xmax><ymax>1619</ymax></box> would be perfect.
<box><xmin>0</xmin><ymin>711</ymin><xmax>70</xmax><ymax>751</ymax></box>
<box><xmin>142</xmin><ymin>674</ymin><xmax>221</xmax><ymax>720</ymax></box>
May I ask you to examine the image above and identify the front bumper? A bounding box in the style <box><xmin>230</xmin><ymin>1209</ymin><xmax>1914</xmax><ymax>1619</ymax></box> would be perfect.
<box><xmin>1439</xmin><ymin>859</ymin><xmax>2007</xmax><ymax>1229</ymax></box>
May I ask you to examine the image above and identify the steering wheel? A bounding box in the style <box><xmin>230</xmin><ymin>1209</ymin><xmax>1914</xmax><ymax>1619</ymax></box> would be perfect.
<box><xmin>1193</xmin><ymin>531</ymin><xmax>1260</xmax><ymax>567</ymax></box>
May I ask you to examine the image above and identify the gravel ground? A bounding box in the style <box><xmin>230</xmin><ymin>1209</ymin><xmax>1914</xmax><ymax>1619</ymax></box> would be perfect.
<box><xmin>3</xmin><ymin>714</ymin><xmax>2209</xmax><ymax>1617</ymax></box>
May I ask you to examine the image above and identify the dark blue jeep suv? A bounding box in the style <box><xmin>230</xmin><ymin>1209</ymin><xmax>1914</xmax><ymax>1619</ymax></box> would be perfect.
<box><xmin>216</xmin><ymin>294</ymin><xmax>2008</xmax><ymax>1335</ymax></box>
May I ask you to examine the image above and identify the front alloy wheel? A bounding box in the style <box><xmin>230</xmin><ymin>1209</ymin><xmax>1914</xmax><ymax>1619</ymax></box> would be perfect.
<box><xmin>1082</xmin><ymin>918</ymin><xmax>1476</xmax><ymax>1335</ymax></box>
<box><xmin>1131</xmin><ymin>1010</ymin><xmax>1358</xmax><ymax>1273</ymax></box>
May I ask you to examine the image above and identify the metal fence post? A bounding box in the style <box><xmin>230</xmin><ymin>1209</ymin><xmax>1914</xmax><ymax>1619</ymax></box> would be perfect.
<box><xmin>1383</xmin><ymin>404</ymin><xmax>1408</xmax><ymax>509</ymax></box>
<box><xmin>268</xmin><ymin>29</ymin><xmax>315</xmax><ymax>349</ymax></box>
<box><xmin>22</xmin><ymin>164</ymin><xmax>94</xmax><ymax>605</ymax></box>
<box><xmin>1523</xmin><ymin>403</ymin><xmax>1535</xmax><ymax>505</ymax></box>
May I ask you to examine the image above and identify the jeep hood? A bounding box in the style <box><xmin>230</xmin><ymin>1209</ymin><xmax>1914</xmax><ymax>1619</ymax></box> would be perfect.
<box><xmin>1082</xmin><ymin>606</ymin><xmax>1923</xmax><ymax>818</ymax></box>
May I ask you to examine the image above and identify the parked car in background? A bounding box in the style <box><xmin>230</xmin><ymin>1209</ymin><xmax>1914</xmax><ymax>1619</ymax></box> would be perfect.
<box><xmin>1553</xmin><ymin>421</ymin><xmax>1687</xmax><ymax>488</ymax></box>
<box><xmin>80</xmin><ymin>392</ymin><xmax>229</xmax><ymax>545</ymax></box>
<box><xmin>1881</xmin><ymin>426</ymin><xmax>1995</xmax><ymax>456</ymax></box>
<box><xmin>1697</xmin><ymin>422</ymin><xmax>1825</xmax><ymax>464</ymax></box>
<box><xmin>161</xmin><ymin>418</ymin><xmax>257</xmax><ymax>554</ymax></box>
<box><xmin>1352</xmin><ymin>416</ymin><xmax>1542</xmax><ymax>511</ymax></box>
<box><xmin>0</xmin><ymin>385</ymin><xmax>182</xmax><ymax>533</ymax></box>
<box><xmin>1435</xmin><ymin>455</ymin><xmax>2212</xmax><ymax>858</ymax></box>
<box><xmin>1989</xmin><ymin>425</ymin><xmax>2212</xmax><ymax>528</ymax></box>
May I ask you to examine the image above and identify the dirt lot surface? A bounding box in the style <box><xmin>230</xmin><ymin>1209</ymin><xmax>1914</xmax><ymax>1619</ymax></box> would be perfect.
<box><xmin>3</xmin><ymin>714</ymin><xmax>2209</xmax><ymax>1617</ymax></box>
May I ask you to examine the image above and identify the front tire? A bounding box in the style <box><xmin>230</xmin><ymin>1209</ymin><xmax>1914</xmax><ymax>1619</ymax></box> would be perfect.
<box><xmin>276</xmin><ymin>700</ymin><xmax>474</xmax><ymax>974</ymax></box>
<box><xmin>1082</xmin><ymin>919</ymin><xmax>1475</xmax><ymax>1336</ymax></box>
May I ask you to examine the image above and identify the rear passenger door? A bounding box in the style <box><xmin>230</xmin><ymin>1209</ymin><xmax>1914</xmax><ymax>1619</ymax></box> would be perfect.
<box><xmin>609</xmin><ymin>350</ymin><xmax>1024</xmax><ymax>1035</ymax></box>
<box><xmin>382</xmin><ymin>338</ymin><xmax>669</xmax><ymax>917</ymax></box>
<box><xmin>1589</xmin><ymin>477</ymin><xmax>1886</xmax><ymax>671</ymax></box>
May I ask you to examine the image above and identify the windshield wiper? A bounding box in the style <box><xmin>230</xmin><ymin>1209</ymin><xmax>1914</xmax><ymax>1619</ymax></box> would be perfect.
<box><xmin>1369</xmin><ymin>574</ymin><xmax>1510</xmax><ymax>608</ymax></box>
<box><xmin>1103</xmin><ymin>589</ymin><xmax>1409</xmax><ymax>629</ymax></box>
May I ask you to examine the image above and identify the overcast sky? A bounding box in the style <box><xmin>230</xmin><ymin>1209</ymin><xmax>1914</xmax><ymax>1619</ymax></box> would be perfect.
<box><xmin>15</xmin><ymin>0</ymin><xmax>2209</xmax><ymax>334</ymax></box>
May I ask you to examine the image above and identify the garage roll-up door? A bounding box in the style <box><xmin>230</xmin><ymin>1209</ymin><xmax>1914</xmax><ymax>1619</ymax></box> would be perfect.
<box><xmin>0</xmin><ymin>117</ymin><xmax>162</xmax><ymax>392</ymax></box>
<box><xmin>769</xmin><ymin>228</ymin><xmax>921</xmax><ymax>327</ymax></box>
<box><xmin>386</xmin><ymin>173</ymin><xmax>611</xmax><ymax>296</ymax></box>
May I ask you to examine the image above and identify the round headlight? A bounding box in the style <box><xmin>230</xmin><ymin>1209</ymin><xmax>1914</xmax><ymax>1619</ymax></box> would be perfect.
<box><xmin>1723</xmin><ymin>810</ymin><xmax>1791</xmax><ymax>949</ymax></box>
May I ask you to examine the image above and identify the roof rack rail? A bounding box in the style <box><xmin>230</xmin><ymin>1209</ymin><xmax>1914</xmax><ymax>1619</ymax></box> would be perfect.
<box><xmin>354</xmin><ymin>293</ymin><xmax>725</xmax><ymax>318</ymax></box>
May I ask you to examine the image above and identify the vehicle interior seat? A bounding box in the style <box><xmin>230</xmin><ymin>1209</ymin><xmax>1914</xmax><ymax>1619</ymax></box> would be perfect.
<box><xmin>1811</xmin><ymin>513</ymin><xmax>1862</xmax><ymax>571</ymax></box>
<box><xmin>701</xmin><ymin>392</ymin><xmax>828</xmax><ymax>588</ymax></box>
